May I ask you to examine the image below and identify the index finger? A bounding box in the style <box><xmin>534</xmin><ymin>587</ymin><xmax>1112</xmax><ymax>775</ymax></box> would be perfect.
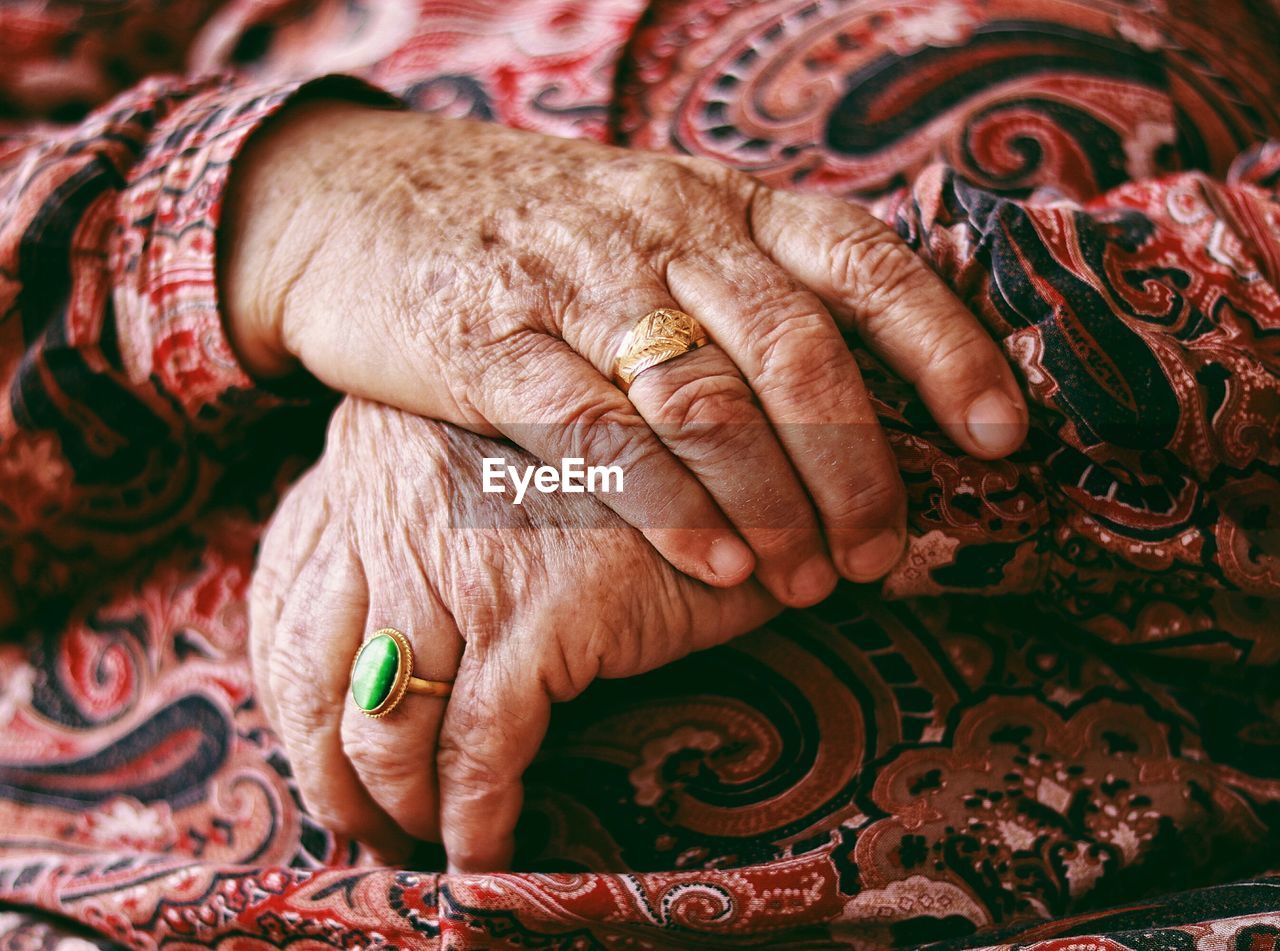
<box><xmin>668</xmin><ymin>252</ymin><xmax>909</xmax><ymax>583</ymax></box>
<box><xmin>749</xmin><ymin>187</ymin><xmax>1028</xmax><ymax>459</ymax></box>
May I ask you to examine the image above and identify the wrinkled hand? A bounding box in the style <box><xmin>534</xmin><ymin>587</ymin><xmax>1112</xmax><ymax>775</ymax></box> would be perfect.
<box><xmin>249</xmin><ymin>398</ymin><xmax>779</xmax><ymax>871</ymax></box>
<box><xmin>225</xmin><ymin>101</ymin><xmax>1026</xmax><ymax>606</ymax></box>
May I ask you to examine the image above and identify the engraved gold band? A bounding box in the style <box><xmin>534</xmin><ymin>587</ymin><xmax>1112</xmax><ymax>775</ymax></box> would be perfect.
<box><xmin>612</xmin><ymin>308</ymin><xmax>708</xmax><ymax>392</ymax></box>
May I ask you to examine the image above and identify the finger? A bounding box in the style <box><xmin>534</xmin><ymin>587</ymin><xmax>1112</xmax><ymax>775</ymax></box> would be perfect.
<box><xmin>437</xmin><ymin>571</ymin><xmax>779</xmax><ymax>875</ymax></box>
<box><xmin>437</xmin><ymin>643</ymin><xmax>549</xmax><ymax>873</ymax></box>
<box><xmin>559</xmin><ymin>276</ymin><xmax>831</xmax><ymax>602</ymax></box>
<box><xmin>342</xmin><ymin>539</ymin><xmax>462</xmax><ymax>843</ymax></box>
<box><xmin>267</xmin><ymin>534</ymin><xmax>408</xmax><ymax>860</ymax></box>
<box><xmin>249</xmin><ymin>570</ymin><xmax>283</xmax><ymax>734</ymax></box>
<box><xmin>625</xmin><ymin>342</ymin><xmax>836</xmax><ymax>607</ymax></box>
<box><xmin>250</xmin><ymin>471</ymin><xmax>327</xmax><ymax>734</ymax></box>
<box><xmin>668</xmin><ymin>253</ymin><xmax>908</xmax><ymax>583</ymax></box>
<box><xmin>435</xmin><ymin>561</ymin><xmax>782</xmax><ymax>874</ymax></box>
<box><xmin>474</xmin><ymin>333</ymin><xmax>755</xmax><ymax>587</ymax></box>
<box><xmin>620</xmin><ymin>566</ymin><xmax>784</xmax><ymax>673</ymax></box>
<box><xmin>749</xmin><ymin>187</ymin><xmax>1028</xmax><ymax>459</ymax></box>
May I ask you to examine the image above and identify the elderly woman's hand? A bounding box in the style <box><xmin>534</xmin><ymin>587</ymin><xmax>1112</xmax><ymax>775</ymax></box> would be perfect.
<box><xmin>224</xmin><ymin>101</ymin><xmax>1027</xmax><ymax>606</ymax></box>
<box><xmin>249</xmin><ymin>397</ymin><xmax>779</xmax><ymax>871</ymax></box>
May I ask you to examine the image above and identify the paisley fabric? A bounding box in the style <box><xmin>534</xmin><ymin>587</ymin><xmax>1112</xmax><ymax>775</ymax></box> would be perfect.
<box><xmin>615</xmin><ymin>0</ymin><xmax>1280</xmax><ymax>199</ymax></box>
<box><xmin>1</xmin><ymin>1</ymin><xmax>1279</xmax><ymax>948</ymax></box>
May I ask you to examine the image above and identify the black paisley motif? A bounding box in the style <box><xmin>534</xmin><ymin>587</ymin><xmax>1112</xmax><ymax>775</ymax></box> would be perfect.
<box><xmin>402</xmin><ymin>75</ymin><xmax>496</xmax><ymax>121</ymax></box>
<box><xmin>0</xmin><ymin>696</ymin><xmax>229</xmax><ymax>810</ymax></box>
<box><xmin>528</xmin><ymin>640</ymin><xmax>840</xmax><ymax>871</ymax></box>
<box><xmin>826</xmin><ymin>24</ymin><xmax>1159</xmax><ymax>192</ymax></box>
<box><xmin>949</xmin><ymin>177</ymin><xmax>1182</xmax><ymax>448</ymax></box>
<box><xmin>26</xmin><ymin>612</ymin><xmax>145</xmax><ymax>729</ymax></box>
<box><xmin>438</xmin><ymin>882</ymin><xmax>607</xmax><ymax>950</ymax></box>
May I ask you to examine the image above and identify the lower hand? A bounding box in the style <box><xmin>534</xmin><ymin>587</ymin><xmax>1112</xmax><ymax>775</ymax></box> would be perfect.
<box><xmin>249</xmin><ymin>398</ymin><xmax>779</xmax><ymax>871</ymax></box>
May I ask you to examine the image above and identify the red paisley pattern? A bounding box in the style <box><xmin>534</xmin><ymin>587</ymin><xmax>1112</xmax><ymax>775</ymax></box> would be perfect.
<box><xmin>620</xmin><ymin>0</ymin><xmax>1280</xmax><ymax>197</ymax></box>
<box><xmin>2</xmin><ymin>1</ymin><xmax>1280</xmax><ymax>948</ymax></box>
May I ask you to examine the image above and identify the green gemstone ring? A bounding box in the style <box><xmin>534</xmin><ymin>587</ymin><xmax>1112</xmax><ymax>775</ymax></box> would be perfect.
<box><xmin>350</xmin><ymin>628</ymin><xmax>452</xmax><ymax>718</ymax></box>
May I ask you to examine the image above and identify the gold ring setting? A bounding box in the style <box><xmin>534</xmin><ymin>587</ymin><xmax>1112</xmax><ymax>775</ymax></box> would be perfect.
<box><xmin>350</xmin><ymin>628</ymin><xmax>452</xmax><ymax>718</ymax></box>
<box><xmin>613</xmin><ymin>308</ymin><xmax>708</xmax><ymax>392</ymax></box>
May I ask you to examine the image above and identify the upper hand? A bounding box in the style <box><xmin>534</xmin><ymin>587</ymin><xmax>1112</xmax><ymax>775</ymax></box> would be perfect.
<box><xmin>224</xmin><ymin>101</ymin><xmax>1027</xmax><ymax>606</ymax></box>
<box><xmin>249</xmin><ymin>397</ymin><xmax>779</xmax><ymax>871</ymax></box>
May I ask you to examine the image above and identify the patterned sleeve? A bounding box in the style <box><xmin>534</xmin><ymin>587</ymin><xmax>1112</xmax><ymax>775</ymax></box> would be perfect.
<box><xmin>0</xmin><ymin>73</ymin><xmax>391</xmax><ymax>625</ymax></box>
<box><xmin>874</xmin><ymin>142</ymin><xmax>1280</xmax><ymax>665</ymax></box>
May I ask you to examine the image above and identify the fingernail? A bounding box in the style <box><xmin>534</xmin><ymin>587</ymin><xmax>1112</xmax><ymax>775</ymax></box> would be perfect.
<box><xmin>965</xmin><ymin>389</ymin><xmax>1025</xmax><ymax>456</ymax></box>
<box><xmin>708</xmin><ymin>536</ymin><xmax>753</xmax><ymax>581</ymax></box>
<box><xmin>839</xmin><ymin>529</ymin><xmax>904</xmax><ymax>582</ymax></box>
<box><xmin>788</xmin><ymin>554</ymin><xmax>838</xmax><ymax>604</ymax></box>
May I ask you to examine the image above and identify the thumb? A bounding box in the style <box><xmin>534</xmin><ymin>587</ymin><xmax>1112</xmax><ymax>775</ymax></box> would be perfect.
<box><xmin>436</xmin><ymin>643</ymin><xmax>549</xmax><ymax>873</ymax></box>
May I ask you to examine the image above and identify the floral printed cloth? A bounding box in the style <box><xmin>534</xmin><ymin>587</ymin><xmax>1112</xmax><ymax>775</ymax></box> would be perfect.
<box><xmin>1</xmin><ymin>1</ymin><xmax>1279</xmax><ymax>948</ymax></box>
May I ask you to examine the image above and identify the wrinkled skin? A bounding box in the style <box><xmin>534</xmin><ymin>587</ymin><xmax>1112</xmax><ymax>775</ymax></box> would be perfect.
<box><xmin>250</xmin><ymin>398</ymin><xmax>780</xmax><ymax>872</ymax></box>
<box><xmin>224</xmin><ymin>102</ymin><xmax>1027</xmax><ymax>606</ymax></box>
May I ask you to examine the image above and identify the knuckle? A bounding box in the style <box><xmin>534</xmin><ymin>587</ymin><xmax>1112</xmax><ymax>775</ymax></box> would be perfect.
<box><xmin>637</xmin><ymin>159</ymin><xmax>692</xmax><ymax>191</ymax></box>
<box><xmin>343</xmin><ymin>736</ymin><xmax>438</xmax><ymax>840</ymax></box>
<box><xmin>562</xmin><ymin>398</ymin><xmax>662</xmax><ymax>475</ymax></box>
<box><xmin>831</xmin><ymin>472</ymin><xmax>904</xmax><ymax>531</ymax></box>
<box><xmin>438</xmin><ymin>746</ymin><xmax>506</xmax><ymax>799</ymax></box>
<box><xmin>443</xmin><ymin>844</ymin><xmax>491</xmax><ymax>871</ymax></box>
<box><xmin>607</xmin><ymin>157</ymin><xmax>745</xmax><ymax>246</ymax></box>
<box><xmin>723</xmin><ymin>259</ymin><xmax>803</xmax><ymax>312</ymax></box>
<box><xmin>914</xmin><ymin>322</ymin><xmax>990</xmax><ymax>380</ymax></box>
<box><xmin>478</xmin><ymin>329</ymin><xmax>557</xmax><ymax>397</ymax></box>
<box><xmin>268</xmin><ymin>646</ymin><xmax>330</xmax><ymax>738</ymax></box>
<box><xmin>679</xmin><ymin>423</ymin><xmax>759</xmax><ymax>474</ymax></box>
<box><xmin>832</xmin><ymin>227</ymin><xmax>925</xmax><ymax>305</ymax></box>
<box><xmin>344</xmin><ymin>727</ymin><xmax>412</xmax><ymax>783</ymax></box>
<box><xmin>751</xmin><ymin>526</ymin><xmax>817</xmax><ymax>561</ymax></box>
<box><xmin>675</xmin><ymin>154</ymin><xmax>745</xmax><ymax>190</ymax></box>
<box><xmin>676</xmin><ymin>153</ymin><xmax>727</xmax><ymax>176</ymax></box>
<box><xmin>560</xmin><ymin>391</ymin><xmax>639</xmax><ymax>433</ymax></box>
<box><xmin>613</xmin><ymin>159</ymin><xmax>699</xmax><ymax>208</ymax></box>
<box><xmin>649</xmin><ymin>371</ymin><xmax>755</xmax><ymax>431</ymax></box>
<box><xmin>753</xmin><ymin>322</ymin><xmax>850</xmax><ymax>402</ymax></box>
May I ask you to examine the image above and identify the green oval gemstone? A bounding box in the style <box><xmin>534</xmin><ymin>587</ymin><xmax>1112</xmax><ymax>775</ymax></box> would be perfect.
<box><xmin>351</xmin><ymin>633</ymin><xmax>402</xmax><ymax>712</ymax></box>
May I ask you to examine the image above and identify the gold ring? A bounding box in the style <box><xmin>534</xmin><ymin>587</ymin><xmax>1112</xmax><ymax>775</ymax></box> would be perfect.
<box><xmin>350</xmin><ymin>628</ymin><xmax>452</xmax><ymax>718</ymax></box>
<box><xmin>613</xmin><ymin>308</ymin><xmax>708</xmax><ymax>392</ymax></box>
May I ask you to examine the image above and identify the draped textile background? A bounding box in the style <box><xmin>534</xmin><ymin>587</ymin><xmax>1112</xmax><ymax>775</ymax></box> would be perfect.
<box><xmin>1</xmin><ymin>1</ymin><xmax>1279</xmax><ymax>948</ymax></box>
